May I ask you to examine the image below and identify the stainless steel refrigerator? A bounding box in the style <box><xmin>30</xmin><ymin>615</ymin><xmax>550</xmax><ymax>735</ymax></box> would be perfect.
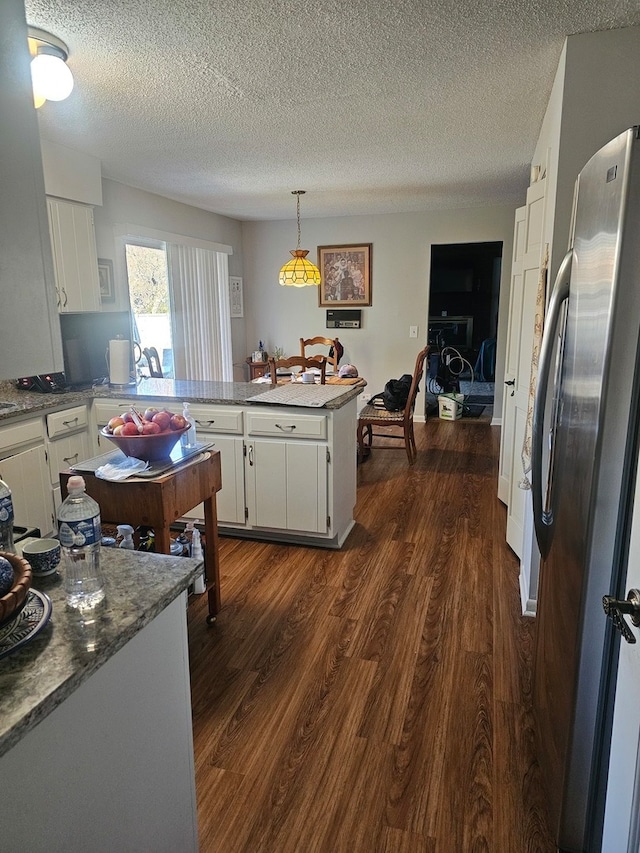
<box><xmin>531</xmin><ymin>126</ymin><xmax>640</xmax><ymax>852</ymax></box>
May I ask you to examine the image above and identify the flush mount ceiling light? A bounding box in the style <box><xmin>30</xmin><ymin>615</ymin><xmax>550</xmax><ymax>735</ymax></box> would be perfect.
<box><xmin>278</xmin><ymin>190</ymin><xmax>322</xmax><ymax>287</ymax></box>
<box><xmin>28</xmin><ymin>26</ymin><xmax>74</xmax><ymax>108</ymax></box>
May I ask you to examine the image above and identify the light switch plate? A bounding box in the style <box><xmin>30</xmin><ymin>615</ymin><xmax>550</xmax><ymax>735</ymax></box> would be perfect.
<box><xmin>409</xmin><ymin>325</ymin><xmax>418</xmax><ymax>338</ymax></box>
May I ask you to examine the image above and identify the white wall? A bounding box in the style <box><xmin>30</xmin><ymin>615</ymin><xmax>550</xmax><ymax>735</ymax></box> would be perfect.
<box><xmin>92</xmin><ymin>179</ymin><xmax>248</xmax><ymax>379</ymax></box>
<box><xmin>242</xmin><ymin>206</ymin><xmax>516</xmax><ymax>416</ymax></box>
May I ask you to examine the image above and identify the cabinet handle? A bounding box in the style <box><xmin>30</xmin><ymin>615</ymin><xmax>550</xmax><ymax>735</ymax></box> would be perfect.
<box><xmin>63</xmin><ymin>453</ymin><xmax>79</xmax><ymax>465</ymax></box>
<box><xmin>275</xmin><ymin>423</ymin><xmax>296</xmax><ymax>432</ymax></box>
<box><xmin>248</xmin><ymin>444</ymin><xmax>254</xmax><ymax>466</ymax></box>
<box><xmin>62</xmin><ymin>417</ymin><xmax>79</xmax><ymax>427</ymax></box>
<box><xmin>62</xmin><ymin>287</ymin><xmax>68</xmax><ymax>307</ymax></box>
<box><xmin>195</xmin><ymin>419</ymin><xmax>215</xmax><ymax>427</ymax></box>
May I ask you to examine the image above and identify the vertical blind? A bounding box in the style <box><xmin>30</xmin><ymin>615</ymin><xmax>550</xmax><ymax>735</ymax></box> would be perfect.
<box><xmin>168</xmin><ymin>244</ymin><xmax>233</xmax><ymax>382</ymax></box>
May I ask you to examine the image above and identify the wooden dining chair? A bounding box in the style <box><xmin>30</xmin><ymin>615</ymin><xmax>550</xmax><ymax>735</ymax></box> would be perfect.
<box><xmin>357</xmin><ymin>345</ymin><xmax>429</xmax><ymax>465</ymax></box>
<box><xmin>300</xmin><ymin>336</ymin><xmax>342</xmax><ymax>372</ymax></box>
<box><xmin>143</xmin><ymin>346</ymin><xmax>163</xmax><ymax>378</ymax></box>
<box><xmin>268</xmin><ymin>355</ymin><xmax>327</xmax><ymax>386</ymax></box>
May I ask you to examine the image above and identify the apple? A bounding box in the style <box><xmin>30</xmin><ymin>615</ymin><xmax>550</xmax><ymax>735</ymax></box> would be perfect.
<box><xmin>121</xmin><ymin>421</ymin><xmax>139</xmax><ymax>436</ymax></box>
<box><xmin>113</xmin><ymin>424</ymin><xmax>125</xmax><ymax>436</ymax></box>
<box><xmin>152</xmin><ymin>411</ymin><xmax>171</xmax><ymax>431</ymax></box>
<box><xmin>121</xmin><ymin>412</ymin><xmax>135</xmax><ymax>423</ymax></box>
<box><xmin>142</xmin><ymin>421</ymin><xmax>161</xmax><ymax>435</ymax></box>
<box><xmin>144</xmin><ymin>407</ymin><xmax>159</xmax><ymax>421</ymax></box>
<box><xmin>107</xmin><ymin>416</ymin><xmax>125</xmax><ymax>434</ymax></box>
<box><xmin>170</xmin><ymin>413</ymin><xmax>188</xmax><ymax>431</ymax></box>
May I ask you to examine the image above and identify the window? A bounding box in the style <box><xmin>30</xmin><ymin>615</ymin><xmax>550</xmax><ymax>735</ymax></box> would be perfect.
<box><xmin>125</xmin><ymin>241</ymin><xmax>173</xmax><ymax>377</ymax></box>
<box><xmin>119</xmin><ymin>227</ymin><xmax>233</xmax><ymax>382</ymax></box>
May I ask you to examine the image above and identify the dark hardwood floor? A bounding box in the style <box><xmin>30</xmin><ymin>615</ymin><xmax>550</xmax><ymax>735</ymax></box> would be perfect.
<box><xmin>187</xmin><ymin>416</ymin><xmax>555</xmax><ymax>852</ymax></box>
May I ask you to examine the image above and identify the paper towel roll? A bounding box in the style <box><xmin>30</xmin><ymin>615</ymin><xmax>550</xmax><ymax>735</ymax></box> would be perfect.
<box><xmin>108</xmin><ymin>338</ymin><xmax>131</xmax><ymax>385</ymax></box>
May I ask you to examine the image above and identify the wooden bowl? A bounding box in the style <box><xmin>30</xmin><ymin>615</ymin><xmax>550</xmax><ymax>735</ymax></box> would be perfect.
<box><xmin>0</xmin><ymin>551</ymin><xmax>32</xmax><ymax>625</ymax></box>
<box><xmin>100</xmin><ymin>424</ymin><xmax>190</xmax><ymax>462</ymax></box>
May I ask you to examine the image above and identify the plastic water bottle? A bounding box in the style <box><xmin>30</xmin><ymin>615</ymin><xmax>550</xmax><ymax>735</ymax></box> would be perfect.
<box><xmin>181</xmin><ymin>402</ymin><xmax>197</xmax><ymax>450</ymax></box>
<box><xmin>0</xmin><ymin>477</ymin><xmax>16</xmax><ymax>554</ymax></box>
<box><xmin>58</xmin><ymin>475</ymin><xmax>105</xmax><ymax>610</ymax></box>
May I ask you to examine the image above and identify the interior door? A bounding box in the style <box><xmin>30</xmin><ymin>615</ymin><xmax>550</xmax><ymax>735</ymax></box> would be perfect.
<box><xmin>601</xmin><ymin>464</ymin><xmax>640</xmax><ymax>851</ymax></box>
<box><xmin>504</xmin><ymin>179</ymin><xmax>546</xmax><ymax>559</ymax></box>
<box><xmin>498</xmin><ymin>205</ymin><xmax>526</xmax><ymax>504</ymax></box>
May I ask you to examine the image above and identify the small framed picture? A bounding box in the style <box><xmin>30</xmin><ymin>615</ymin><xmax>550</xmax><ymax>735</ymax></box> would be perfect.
<box><xmin>98</xmin><ymin>258</ymin><xmax>115</xmax><ymax>303</ymax></box>
<box><xmin>229</xmin><ymin>276</ymin><xmax>244</xmax><ymax>318</ymax></box>
<box><xmin>317</xmin><ymin>244</ymin><xmax>372</xmax><ymax>307</ymax></box>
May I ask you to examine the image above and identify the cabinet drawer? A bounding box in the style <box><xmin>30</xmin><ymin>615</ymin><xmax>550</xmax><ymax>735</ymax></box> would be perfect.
<box><xmin>247</xmin><ymin>411</ymin><xmax>327</xmax><ymax>440</ymax></box>
<box><xmin>0</xmin><ymin>418</ymin><xmax>43</xmax><ymax>456</ymax></box>
<box><xmin>189</xmin><ymin>406</ymin><xmax>243</xmax><ymax>434</ymax></box>
<box><xmin>47</xmin><ymin>405</ymin><xmax>88</xmax><ymax>438</ymax></box>
<box><xmin>47</xmin><ymin>431</ymin><xmax>91</xmax><ymax>485</ymax></box>
<box><xmin>93</xmin><ymin>399</ymin><xmax>138</xmax><ymax>426</ymax></box>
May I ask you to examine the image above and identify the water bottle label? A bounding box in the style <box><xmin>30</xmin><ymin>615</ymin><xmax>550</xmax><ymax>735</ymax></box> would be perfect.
<box><xmin>58</xmin><ymin>516</ymin><xmax>102</xmax><ymax>547</ymax></box>
<box><xmin>0</xmin><ymin>495</ymin><xmax>14</xmax><ymax>524</ymax></box>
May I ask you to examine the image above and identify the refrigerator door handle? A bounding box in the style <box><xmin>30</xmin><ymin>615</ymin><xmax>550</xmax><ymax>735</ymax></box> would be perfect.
<box><xmin>532</xmin><ymin>249</ymin><xmax>573</xmax><ymax>560</ymax></box>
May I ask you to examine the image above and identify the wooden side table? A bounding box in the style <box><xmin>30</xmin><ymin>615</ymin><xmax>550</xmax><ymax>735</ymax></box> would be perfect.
<box><xmin>246</xmin><ymin>358</ymin><xmax>269</xmax><ymax>380</ymax></box>
<box><xmin>60</xmin><ymin>451</ymin><xmax>222</xmax><ymax>624</ymax></box>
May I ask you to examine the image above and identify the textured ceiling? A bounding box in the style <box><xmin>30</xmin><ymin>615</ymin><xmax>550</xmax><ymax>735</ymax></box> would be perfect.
<box><xmin>23</xmin><ymin>0</ymin><xmax>640</xmax><ymax>220</ymax></box>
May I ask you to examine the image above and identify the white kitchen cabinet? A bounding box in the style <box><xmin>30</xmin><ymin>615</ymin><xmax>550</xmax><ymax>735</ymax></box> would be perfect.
<box><xmin>45</xmin><ymin>404</ymin><xmax>91</xmax><ymax>517</ymax></box>
<box><xmin>0</xmin><ymin>418</ymin><xmax>53</xmax><ymax>536</ymax></box>
<box><xmin>182</xmin><ymin>404</ymin><xmax>245</xmax><ymax>525</ymax></box>
<box><xmin>245</xmin><ymin>439</ymin><xmax>328</xmax><ymax>533</ymax></box>
<box><xmin>47</xmin><ymin>197</ymin><xmax>101</xmax><ymax>312</ymax></box>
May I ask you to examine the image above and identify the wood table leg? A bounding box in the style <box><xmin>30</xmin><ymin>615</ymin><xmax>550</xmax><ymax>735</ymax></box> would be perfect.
<box><xmin>155</xmin><ymin>525</ymin><xmax>172</xmax><ymax>557</ymax></box>
<box><xmin>203</xmin><ymin>494</ymin><xmax>221</xmax><ymax>623</ymax></box>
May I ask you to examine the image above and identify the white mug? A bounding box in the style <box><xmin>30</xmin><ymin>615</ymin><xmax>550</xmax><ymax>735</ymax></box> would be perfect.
<box><xmin>301</xmin><ymin>372</ymin><xmax>315</xmax><ymax>384</ymax></box>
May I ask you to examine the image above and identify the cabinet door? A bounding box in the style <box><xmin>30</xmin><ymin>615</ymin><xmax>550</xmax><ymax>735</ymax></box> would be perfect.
<box><xmin>0</xmin><ymin>445</ymin><xmax>53</xmax><ymax>536</ymax></box>
<box><xmin>47</xmin><ymin>198</ymin><xmax>101</xmax><ymax>312</ymax></box>
<box><xmin>182</xmin><ymin>436</ymin><xmax>245</xmax><ymax>525</ymax></box>
<box><xmin>246</xmin><ymin>440</ymin><xmax>328</xmax><ymax>533</ymax></box>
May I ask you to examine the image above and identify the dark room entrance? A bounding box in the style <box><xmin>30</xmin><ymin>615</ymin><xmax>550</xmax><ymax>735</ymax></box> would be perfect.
<box><xmin>426</xmin><ymin>240</ymin><xmax>503</xmax><ymax>416</ymax></box>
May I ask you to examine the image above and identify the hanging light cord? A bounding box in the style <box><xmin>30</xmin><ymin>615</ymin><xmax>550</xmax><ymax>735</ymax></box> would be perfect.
<box><xmin>293</xmin><ymin>190</ymin><xmax>304</xmax><ymax>250</ymax></box>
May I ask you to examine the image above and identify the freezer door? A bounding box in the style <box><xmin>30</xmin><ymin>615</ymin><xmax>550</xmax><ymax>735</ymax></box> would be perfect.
<box><xmin>532</xmin><ymin>127</ymin><xmax>640</xmax><ymax>850</ymax></box>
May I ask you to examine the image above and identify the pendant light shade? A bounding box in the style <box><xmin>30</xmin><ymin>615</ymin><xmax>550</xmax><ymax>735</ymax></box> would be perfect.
<box><xmin>279</xmin><ymin>191</ymin><xmax>321</xmax><ymax>287</ymax></box>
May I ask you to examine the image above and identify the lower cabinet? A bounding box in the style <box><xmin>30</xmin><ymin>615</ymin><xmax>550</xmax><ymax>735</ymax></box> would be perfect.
<box><xmin>0</xmin><ymin>418</ymin><xmax>54</xmax><ymax>536</ymax></box>
<box><xmin>45</xmin><ymin>405</ymin><xmax>91</xmax><ymax>521</ymax></box>
<box><xmin>245</xmin><ymin>439</ymin><xmax>328</xmax><ymax>533</ymax></box>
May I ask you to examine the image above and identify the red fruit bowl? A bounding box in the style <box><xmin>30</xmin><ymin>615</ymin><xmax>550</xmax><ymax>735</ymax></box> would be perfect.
<box><xmin>100</xmin><ymin>425</ymin><xmax>191</xmax><ymax>462</ymax></box>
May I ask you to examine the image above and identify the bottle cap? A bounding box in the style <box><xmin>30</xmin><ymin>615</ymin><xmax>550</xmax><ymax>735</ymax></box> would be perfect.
<box><xmin>67</xmin><ymin>475</ymin><xmax>86</xmax><ymax>490</ymax></box>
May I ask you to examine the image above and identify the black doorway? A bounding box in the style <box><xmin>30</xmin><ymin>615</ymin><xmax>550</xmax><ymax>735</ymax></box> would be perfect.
<box><xmin>427</xmin><ymin>241</ymin><xmax>502</xmax><ymax>416</ymax></box>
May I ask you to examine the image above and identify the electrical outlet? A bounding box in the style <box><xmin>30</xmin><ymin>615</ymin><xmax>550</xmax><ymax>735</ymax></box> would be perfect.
<box><xmin>359</xmin><ymin>392</ymin><xmax>369</xmax><ymax>401</ymax></box>
<box><xmin>409</xmin><ymin>325</ymin><xmax>418</xmax><ymax>338</ymax></box>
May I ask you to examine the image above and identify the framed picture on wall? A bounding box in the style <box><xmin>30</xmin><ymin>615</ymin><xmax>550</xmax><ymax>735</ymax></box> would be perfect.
<box><xmin>229</xmin><ymin>276</ymin><xmax>244</xmax><ymax>317</ymax></box>
<box><xmin>317</xmin><ymin>244</ymin><xmax>372</xmax><ymax>307</ymax></box>
<box><xmin>98</xmin><ymin>258</ymin><xmax>115</xmax><ymax>303</ymax></box>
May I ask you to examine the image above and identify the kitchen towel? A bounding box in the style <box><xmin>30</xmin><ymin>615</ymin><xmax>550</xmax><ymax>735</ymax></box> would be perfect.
<box><xmin>108</xmin><ymin>338</ymin><xmax>131</xmax><ymax>385</ymax></box>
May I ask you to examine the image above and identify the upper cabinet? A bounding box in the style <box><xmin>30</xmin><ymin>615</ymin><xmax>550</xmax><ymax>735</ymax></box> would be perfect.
<box><xmin>47</xmin><ymin>198</ymin><xmax>101</xmax><ymax>312</ymax></box>
<box><xmin>0</xmin><ymin>0</ymin><xmax>63</xmax><ymax>378</ymax></box>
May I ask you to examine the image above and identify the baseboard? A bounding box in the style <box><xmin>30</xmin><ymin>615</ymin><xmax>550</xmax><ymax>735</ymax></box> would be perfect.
<box><xmin>519</xmin><ymin>566</ymin><xmax>537</xmax><ymax>617</ymax></box>
<box><xmin>491</xmin><ymin>415</ymin><xmax>502</xmax><ymax>426</ymax></box>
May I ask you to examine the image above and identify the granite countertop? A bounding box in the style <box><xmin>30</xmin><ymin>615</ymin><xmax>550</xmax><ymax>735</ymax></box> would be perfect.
<box><xmin>0</xmin><ymin>377</ymin><xmax>363</xmax><ymax>423</ymax></box>
<box><xmin>0</xmin><ymin>548</ymin><xmax>202</xmax><ymax>758</ymax></box>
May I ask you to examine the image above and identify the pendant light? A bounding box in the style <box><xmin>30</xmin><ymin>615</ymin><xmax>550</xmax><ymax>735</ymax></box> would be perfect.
<box><xmin>278</xmin><ymin>190</ymin><xmax>321</xmax><ymax>287</ymax></box>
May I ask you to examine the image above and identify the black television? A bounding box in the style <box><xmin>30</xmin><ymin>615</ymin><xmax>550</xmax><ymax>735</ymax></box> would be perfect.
<box><xmin>59</xmin><ymin>311</ymin><xmax>134</xmax><ymax>388</ymax></box>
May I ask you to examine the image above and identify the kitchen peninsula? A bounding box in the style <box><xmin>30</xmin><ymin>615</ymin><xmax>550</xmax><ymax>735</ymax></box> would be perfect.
<box><xmin>0</xmin><ymin>548</ymin><xmax>203</xmax><ymax>852</ymax></box>
<box><xmin>0</xmin><ymin>377</ymin><xmax>362</xmax><ymax>548</ymax></box>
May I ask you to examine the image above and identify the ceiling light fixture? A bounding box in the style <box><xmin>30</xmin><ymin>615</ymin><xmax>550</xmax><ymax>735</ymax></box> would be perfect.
<box><xmin>278</xmin><ymin>190</ymin><xmax>321</xmax><ymax>287</ymax></box>
<box><xmin>28</xmin><ymin>26</ymin><xmax>74</xmax><ymax>108</ymax></box>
